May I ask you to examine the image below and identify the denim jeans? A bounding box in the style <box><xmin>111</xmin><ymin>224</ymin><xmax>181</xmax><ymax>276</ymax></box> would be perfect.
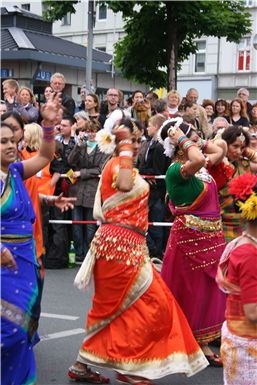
<box><xmin>72</xmin><ymin>206</ymin><xmax>97</xmax><ymax>260</ymax></box>
<box><xmin>147</xmin><ymin>194</ymin><xmax>166</xmax><ymax>257</ymax></box>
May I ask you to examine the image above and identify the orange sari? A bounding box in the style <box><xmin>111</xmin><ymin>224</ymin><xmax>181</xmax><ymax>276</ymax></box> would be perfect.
<box><xmin>76</xmin><ymin>157</ymin><xmax>208</xmax><ymax>379</ymax></box>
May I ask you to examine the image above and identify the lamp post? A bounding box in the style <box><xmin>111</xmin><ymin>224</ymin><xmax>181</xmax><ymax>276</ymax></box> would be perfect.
<box><xmin>86</xmin><ymin>0</ymin><xmax>95</xmax><ymax>95</ymax></box>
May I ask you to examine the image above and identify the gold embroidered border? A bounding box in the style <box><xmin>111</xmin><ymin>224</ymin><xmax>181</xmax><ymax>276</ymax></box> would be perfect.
<box><xmin>78</xmin><ymin>347</ymin><xmax>208</xmax><ymax>378</ymax></box>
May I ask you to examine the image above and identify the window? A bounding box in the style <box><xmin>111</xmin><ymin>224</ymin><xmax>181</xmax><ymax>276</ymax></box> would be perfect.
<box><xmin>61</xmin><ymin>12</ymin><xmax>71</xmax><ymax>26</ymax></box>
<box><xmin>21</xmin><ymin>3</ymin><xmax>30</xmax><ymax>11</ymax></box>
<box><xmin>96</xmin><ymin>47</ymin><xmax>106</xmax><ymax>52</ymax></box>
<box><xmin>243</xmin><ymin>0</ymin><xmax>253</xmax><ymax>6</ymax></box>
<box><xmin>194</xmin><ymin>41</ymin><xmax>206</xmax><ymax>73</ymax></box>
<box><xmin>238</xmin><ymin>37</ymin><xmax>251</xmax><ymax>71</ymax></box>
<box><xmin>98</xmin><ymin>5</ymin><xmax>107</xmax><ymax>20</ymax></box>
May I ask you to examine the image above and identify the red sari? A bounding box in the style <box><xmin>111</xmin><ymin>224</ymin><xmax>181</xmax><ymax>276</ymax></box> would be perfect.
<box><xmin>75</xmin><ymin>157</ymin><xmax>208</xmax><ymax>379</ymax></box>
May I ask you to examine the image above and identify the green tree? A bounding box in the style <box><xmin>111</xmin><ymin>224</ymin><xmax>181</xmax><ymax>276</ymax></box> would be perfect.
<box><xmin>43</xmin><ymin>0</ymin><xmax>252</xmax><ymax>90</ymax></box>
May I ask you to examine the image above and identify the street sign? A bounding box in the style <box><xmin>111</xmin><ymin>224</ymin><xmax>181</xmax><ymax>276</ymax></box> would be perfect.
<box><xmin>1</xmin><ymin>68</ymin><xmax>14</xmax><ymax>78</ymax></box>
<box><xmin>35</xmin><ymin>71</ymin><xmax>52</xmax><ymax>81</ymax></box>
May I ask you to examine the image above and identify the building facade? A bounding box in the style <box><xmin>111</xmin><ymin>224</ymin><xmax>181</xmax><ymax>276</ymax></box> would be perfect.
<box><xmin>3</xmin><ymin>0</ymin><xmax>257</xmax><ymax>103</ymax></box>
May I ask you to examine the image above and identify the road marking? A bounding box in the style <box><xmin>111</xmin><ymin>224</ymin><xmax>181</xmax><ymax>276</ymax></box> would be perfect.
<box><xmin>40</xmin><ymin>328</ymin><xmax>85</xmax><ymax>341</ymax></box>
<box><xmin>41</xmin><ymin>312</ymin><xmax>79</xmax><ymax>321</ymax></box>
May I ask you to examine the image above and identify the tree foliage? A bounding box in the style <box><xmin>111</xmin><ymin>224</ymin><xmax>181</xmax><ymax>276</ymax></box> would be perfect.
<box><xmin>42</xmin><ymin>0</ymin><xmax>79</xmax><ymax>21</ymax></box>
<box><xmin>106</xmin><ymin>0</ymin><xmax>252</xmax><ymax>89</ymax></box>
<box><xmin>43</xmin><ymin>0</ymin><xmax>252</xmax><ymax>90</ymax></box>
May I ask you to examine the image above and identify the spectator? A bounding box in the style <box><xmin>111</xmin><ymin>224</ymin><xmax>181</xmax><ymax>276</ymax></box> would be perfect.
<box><xmin>46</xmin><ymin>116</ymin><xmax>76</xmax><ymax>269</ymax></box>
<box><xmin>124</xmin><ymin>96</ymin><xmax>133</xmax><ymax>109</ymax></box>
<box><xmin>153</xmin><ymin>98</ymin><xmax>169</xmax><ymax>118</ymax></box>
<box><xmin>78</xmin><ymin>85</ymin><xmax>87</xmax><ymax>111</ymax></box>
<box><xmin>73</xmin><ymin>110</ymin><xmax>91</xmax><ymax>137</ymax></box>
<box><xmin>16</xmin><ymin>86</ymin><xmax>39</xmax><ymax>123</ymax></box>
<box><xmin>2</xmin><ymin>79</ymin><xmax>19</xmax><ymax>106</ymax></box>
<box><xmin>202</xmin><ymin>99</ymin><xmax>215</xmax><ymax>136</ymax></box>
<box><xmin>248</xmin><ymin>126</ymin><xmax>257</xmax><ymax>151</ymax></box>
<box><xmin>214</xmin><ymin>99</ymin><xmax>230</xmax><ymax>121</ymax></box>
<box><xmin>44</xmin><ymin>86</ymin><xmax>53</xmax><ymax>102</ymax></box>
<box><xmin>237</xmin><ymin>87</ymin><xmax>252</xmax><ymax>118</ymax></box>
<box><xmin>50</xmin><ymin>72</ymin><xmax>76</xmax><ymax>117</ymax></box>
<box><xmin>202</xmin><ymin>99</ymin><xmax>215</xmax><ymax>122</ymax></box>
<box><xmin>137</xmin><ymin>114</ymin><xmax>170</xmax><ymax>258</ymax></box>
<box><xmin>84</xmin><ymin>93</ymin><xmax>100</xmax><ymax>123</ymax></box>
<box><xmin>145</xmin><ymin>90</ymin><xmax>159</xmax><ymax>115</ymax></box>
<box><xmin>124</xmin><ymin>90</ymin><xmax>151</xmax><ymax>128</ymax></box>
<box><xmin>229</xmin><ymin>98</ymin><xmax>249</xmax><ymax>127</ymax></box>
<box><xmin>68</xmin><ymin>121</ymin><xmax>111</xmax><ymax>262</ymax></box>
<box><xmin>185</xmin><ymin>88</ymin><xmax>210</xmax><ymax>138</ymax></box>
<box><xmin>99</xmin><ymin>88</ymin><xmax>121</xmax><ymax>128</ymax></box>
<box><xmin>250</xmin><ymin>102</ymin><xmax>257</xmax><ymax>126</ymax></box>
<box><xmin>167</xmin><ymin>90</ymin><xmax>181</xmax><ymax>117</ymax></box>
<box><xmin>98</xmin><ymin>88</ymin><xmax>123</xmax><ymax>132</ymax></box>
<box><xmin>211</xmin><ymin>116</ymin><xmax>229</xmax><ymax>138</ymax></box>
<box><xmin>0</xmin><ymin>100</ymin><xmax>7</xmax><ymax>115</ymax></box>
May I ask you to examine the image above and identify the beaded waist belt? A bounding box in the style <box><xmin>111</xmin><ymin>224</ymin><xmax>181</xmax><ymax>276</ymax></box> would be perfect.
<box><xmin>102</xmin><ymin>222</ymin><xmax>146</xmax><ymax>237</ymax></box>
<box><xmin>1</xmin><ymin>235</ymin><xmax>32</xmax><ymax>243</ymax></box>
<box><xmin>177</xmin><ymin>214</ymin><xmax>222</xmax><ymax>232</ymax></box>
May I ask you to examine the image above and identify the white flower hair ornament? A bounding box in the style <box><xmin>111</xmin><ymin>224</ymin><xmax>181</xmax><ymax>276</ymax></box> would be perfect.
<box><xmin>157</xmin><ymin>117</ymin><xmax>183</xmax><ymax>158</ymax></box>
<box><xmin>163</xmin><ymin>137</ymin><xmax>176</xmax><ymax>158</ymax></box>
<box><xmin>157</xmin><ymin>117</ymin><xmax>183</xmax><ymax>145</ymax></box>
<box><xmin>95</xmin><ymin>129</ymin><xmax>116</xmax><ymax>154</ymax></box>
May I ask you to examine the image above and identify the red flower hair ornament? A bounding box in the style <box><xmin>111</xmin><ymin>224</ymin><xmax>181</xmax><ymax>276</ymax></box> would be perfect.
<box><xmin>228</xmin><ymin>173</ymin><xmax>257</xmax><ymax>201</ymax></box>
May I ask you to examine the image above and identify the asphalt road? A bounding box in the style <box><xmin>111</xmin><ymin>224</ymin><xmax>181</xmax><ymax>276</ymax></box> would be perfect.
<box><xmin>35</xmin><ymin>267</ymin><xmax>223</xmax><ymax>385</ymax></box>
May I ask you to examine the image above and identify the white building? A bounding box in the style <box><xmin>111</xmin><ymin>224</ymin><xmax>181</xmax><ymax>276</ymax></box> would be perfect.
<box><xmin>177</xmin><ymin>0</ymin><xmax>257</xmax><ymax>102</ymax></box>
<box><xmin>3</xmin><ymin>0</ymin><xmax>257</xmax><ymax>102</ymax></box>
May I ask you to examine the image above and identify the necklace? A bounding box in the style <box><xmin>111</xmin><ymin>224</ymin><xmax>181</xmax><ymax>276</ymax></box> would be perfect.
<box><xmin>243</xmin><ymin>231</ymin><xmax>257</xmax><ymax>244</ymax></box>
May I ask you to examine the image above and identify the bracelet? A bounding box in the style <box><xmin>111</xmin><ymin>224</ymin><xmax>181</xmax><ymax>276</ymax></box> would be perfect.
<box><xmin>198</xmin><ymin>138</ymin><xmax>209</xmax><ymax>151</ymax></box>
<box><xmin>177</xmin><ymin>135</ymin><xmax>188</xmax><ymax>145</ymax></box>
<box><xmin>47</xmin><ymin>196</ymin><xmax>56</xmax><ymax>206</ymax></box>
<box><xmin>179</xmin><ymin>139</ymin><xmax>196</xmax><ymax>153</ymax></box>
<box><xmin>185</xmin><ymin>144</ymin><xmax>197</xmax><ymax>155</ymax></box>
<box><xmin>42</xmin><ymin>195</ymin><xmax>55</xmax><ymax>206</ymax></box>
<box><xmin>41</xmin><ymin>124</ymin><xmax>55</xmax><ymax>142</ymax></box>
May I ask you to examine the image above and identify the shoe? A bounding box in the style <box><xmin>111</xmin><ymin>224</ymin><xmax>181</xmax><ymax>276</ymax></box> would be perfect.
<box><xmin>205</xmin><ymin>353</ymin><xmax>223</xmax><ymax>367</ymax></box>
<box><xmin>68</xmin><ymin>365</ymin><xmax>109</xmax><ymax>383</ymax></box>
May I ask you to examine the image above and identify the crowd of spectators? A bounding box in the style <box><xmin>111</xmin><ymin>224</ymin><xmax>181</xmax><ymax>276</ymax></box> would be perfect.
<box><xmin>1</xmin><ymin>74</ymin><xmax>257</xmax><ymax>267</ymax></box>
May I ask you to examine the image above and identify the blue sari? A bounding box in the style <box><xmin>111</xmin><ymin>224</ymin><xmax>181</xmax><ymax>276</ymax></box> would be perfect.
<box><xmin>1</xmin><ymin>162</ymin><xmax>40</xmax><ymax>385</ymax></box>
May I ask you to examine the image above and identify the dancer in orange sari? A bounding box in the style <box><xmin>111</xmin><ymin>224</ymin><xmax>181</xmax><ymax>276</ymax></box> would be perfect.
<box><xmin>68</xmin><ymin>120</ymin><xmax>208</xmax><ymax>385</ymax></box>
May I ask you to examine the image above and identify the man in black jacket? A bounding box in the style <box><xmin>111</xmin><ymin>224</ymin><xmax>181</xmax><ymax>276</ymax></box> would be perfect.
<box><xmin>45</xmin><ymin>116</ymin><xmax>76</xmax><ymax>269</ymax></box>
<box><xmin>137</xmin><ymin>114</ymin><xmax>170</xmax><ymax>259</ymax></box>
<box><xmin>50</xmin><ymin>72</ymin><xmax>76</xmax><ymax>118</ymax></box>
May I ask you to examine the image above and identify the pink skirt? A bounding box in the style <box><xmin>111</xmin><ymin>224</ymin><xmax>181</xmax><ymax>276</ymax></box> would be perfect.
<box><xmin>161</xmin><ymin>216</ymin><xmax>226</xmax><ymax>343</ymax></box>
